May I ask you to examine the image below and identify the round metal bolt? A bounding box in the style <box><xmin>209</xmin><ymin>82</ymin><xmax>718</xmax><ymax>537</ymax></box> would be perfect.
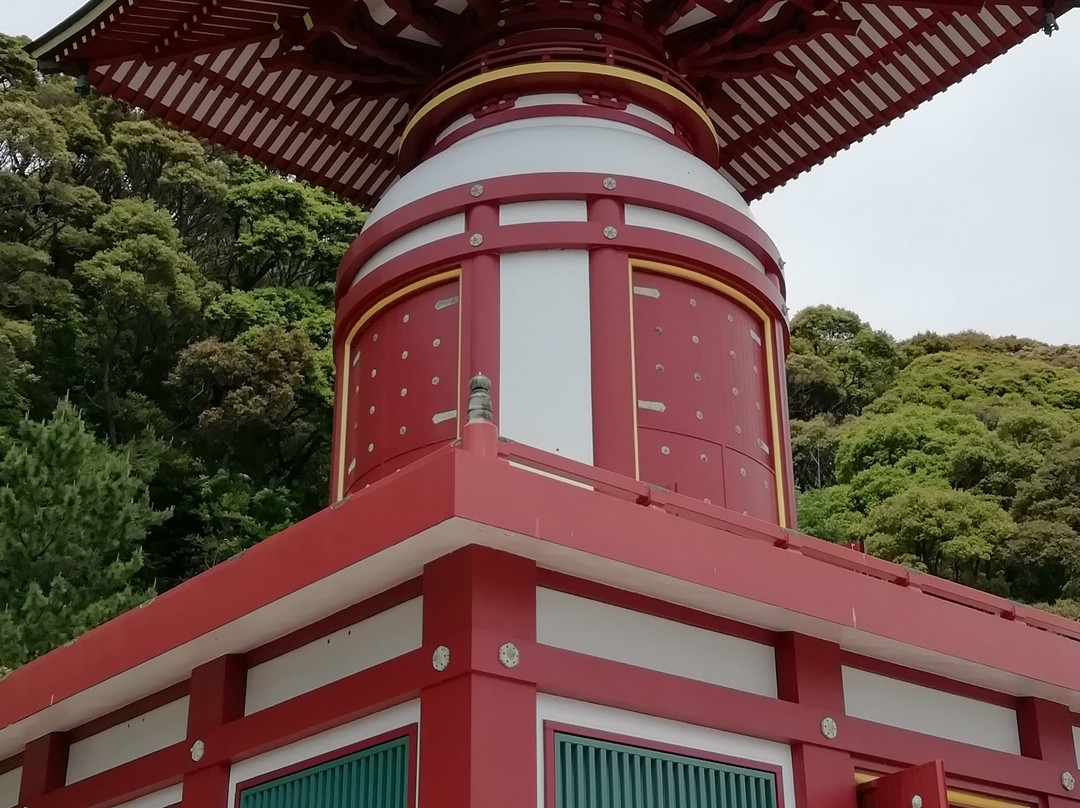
<box><xmin>734</xmin><ymin>425</ymin><xmax>742</xmax><ymax>433</ymax></box>
<box><xmin>689</xmin><ymin>297</ymin><xmax>697</xmax><ymax>307</ymax></box>
<box><xmin>371</xmin><ymin>368</ymin><xmax>377</xmax><ymax>378</ymax></box>
<box><xmin>401</xmin><ymin>350</ymin><xmax>409</xmax><ymax>359</ymax></box>
<box><xmin>911</xmin><ymin>797</ymin><xmax>923</xmax><ymax>808</ymax></box>
<box><xmin>432</xmin><ymin>376</ymin><xmax>440</xmax><ymax>385</ymax></box>
<box><xmin>470</xmin><ymin>183</ymin><xmax>484</xmax><ymax>197</ymax></box>
<box><xmin>821</xmin><ymin>717</ymin><xmax>838</xmax><ymax>739</ymax></box>
<box><xmin>499</xmin><ymin>642</ymin><xmax>520</xmax><ymax>669</ymax></box>
<box><xmin>403</xmin><ymin>313</ymin><xmax>410</xmax><ymax>323</ymax></box>
<box><xmin>400</xmin><ymin>387</ymin><xmax>408</xmax><ymax>397</ymax></box>
<box><xmin>190</xmin><ymin>739</ymin><xmax>205</xmax><ymax>762</ymax></box>
<box><xmin>732</xmin><ymin>387</ymin><xmax>740</xmax><ymax>396</ymax></box>
<box><xmin>497</xmin><ymin>37</ymin><xmax>506</xmax><ymax>45</ymax></box>
<box><xmin>497</xmin><ymin>17</ymin><xmax>506</xmax><ymax>25</ymax></box>
<box><xmin>661</xmin><ymin>445</ymin><xmax>670</xmax><ymax>455</ymax></box>
<box><xmin>727</xmin><ymin>314</ymin><xmax>734</xmax><ymax>322</ymax></box>
<box><xmin>693</xmin><ymin>372</ymin><xmax>702</xmax><ymax>381</ymax></box>
<box><xmin>692</xmin><ymin>335</ymin><xmax>699</xmax><ymax>344</ymax></box>
<box><xmin>695</xmin><ymin>411</ymin><xmax>703</xmax><ymax>420</ymax></box>
<box><xmin>593</xmin><ymin>11</ymin><xmax>602</xmax><ymax>19</ymax></box>
<box><xmin>400</xmin><ymin>426</ymin><xmax>407</xmax><ymax>435</ymax></box>
<box><xmin>655</xmin><ymin>363</ymin><xmax>663</xmax><ymax>372</ymax></box>
<box><xmin>603</xmin><ymin>176</ymin><xmax>617</xmax><ymax>190</ymax></box>
<box><xmin>594</xmin><ymin>32</ymin><xmax>603</xmax><ymax>39</ymax></box>
<box><xmin>740</xmin><ymin>467</ymin><xmax>747</xmax><ymax>477</ymax></box>
<box><xmin>369</xmin><ymin>405</ymin><xmax>376</xmax><ymax>414</ymax></box>
<box><xmin>432</xmin><ymin>645</ymin><xmax>450</xmax><ymax>672</ymax></box>
<box><xmin>700</xmin><ymin>453</ymin><xmax>708</xmax><ymax>463</ymax></box>
<box><xmin>433</xmin><ymin>338</ymin><xmax>441</xmax><ymax>347</ymax></box>
<box><xmin>603</xmin><ymin>225</ymin><xmax>618</xmax><ymax>239</ymax></box>
<box><xmin>1063</xmin><ymin>772</ymin><xmax>1076</xmax><ymax>792</ymax></box>
<box><xmin>372</xmin><ymin>332</ymin><xmax>378</xmax><ymax>341</ymax></box>
<box><xmin>368</xmin><ymin>443</ymin><xmax>374</xmax><ymax>452</ymax></box>
<box><xmin>469</xmin><ymin>233</ymin><xmax>484</xmax><ymax>247</ymax></box>
<box><xmin>654</xmin><ymin>326</ymin><xmax>662</xmax><ymax>334</ymax></box>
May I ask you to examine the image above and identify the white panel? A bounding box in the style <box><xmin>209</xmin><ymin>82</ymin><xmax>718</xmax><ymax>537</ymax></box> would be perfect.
<box><xmin>842</xmin><ymin>667</ymin><xmax>1021</xmax><ymax>753</ymax></box>
<box><xmin>365</xmin><ymin>121</ymin><xmax>757</xmax><ymax>228</ymax></box>
<box><xmin>0</xmin><ymin>767</ymin><xmax>20</xmax><ymax>808</ymax></box>
<box><xmin>537</xmin><ymin>589</ymin><xmax>777</xmax><ymax>697</ymax></box>
<box><xmin>66</xmin><ymin>698</ymin><xmax>190</xmax><ymax>784</ymax></box>
<box><xmin>499</xmin><ymin>200</ymin><xmax>588</xmax><ymax>225</ymax></box>
<box><xmin>499</xmin><ymin>251</ymin><xmax>593</xmax><ymax>463</ymax></box>
<box><xmin>114</xmin><ymin>785</ymin><xmax>183</xmax><ymax>808</ymax></box>
<box><xmin>229</xmin><ymin>701</ymin><xmax>419</xmax><ymax>802</ymax></box>
<box><xmin>245</xmin><ymin>598</ymin><xmax>423</xmax><ymax>715</ymax></box>
<box><xmin>536</xmin><ymin>696</ymin><xmax>795</xmax><ymax>808</ymax></box>
<box><xmin>623</xmin><ymin>205</ymin><xmax>765</xmax><ymax>272</ymax></box>
<box><xmin>353</xmin><ymin>214</ymin><xmax>464</xmax><ymax>285</ymax></box>
<box><xmin>1074</xmin><ymin>725</ymin><xmax>1080</xmax><ymax>769</ymax></box>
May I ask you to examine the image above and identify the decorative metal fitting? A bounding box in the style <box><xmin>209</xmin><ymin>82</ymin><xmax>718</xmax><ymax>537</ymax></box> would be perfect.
<box><xmin>911</xmin><ymin>796</ymin><xmax>923</xmax><ymax>808</ymax></box>
<box><xmin>190</xmin><ymin>739</ymin><xmax>205</xmax><ymax>762</ymax></box>
<box><xmin>469</xmin><ymin>233</ymin><xmax>484</xmax><ymax>247</ymax></box>
<box><xmin>432</xmin><ymin>645</ymin><xmax>450</xmax><ymax>672</ymax></box>
<box><xmin>820</xmin><ymin>717</ymin><xmax>838</xmax><ymax>740</ymax></box>
<box><xmin>470</xmin><ymin>183</ymin><xmax>484</xmax><ymax>197</ymax></box>
<box><xmin>1063</xmin><ymin>772</ymin><xmax>1076</xmax><ymax>792</ymax></box>
<box><xmin>603</xmin><ymin>226</ymin><xmax>618</xmax><ymax>239</ymax></box>
<box><xmin>497</xmin><ymin>37</ymin><xmax>506</xmax><ymax>45</ymax></box>
<box><xmin>499</xmin><ymin>642</ymin><xmax>520</xmax><ymax>668</ymax></box>
<box><xmin>467</xmin><ymin>373</ymin><xmax>493</xmax><ymax>423</ymax></box>
<box><xmin>603</xmin><ymin>176</ymin><xmax>617</xmax><ymax>190</ymax></box>
<box><xmin>497</xmin><ymin>17</ymin><xmax>506</xmax><ymax>26</ymax></box>
<box><xmin>593</xmin><ymin>11</ymin><xmax>602</xmax><ymax>20</ymax></box>
<box><xmin>594</xmin><ymin>32</ymin><xmax>603</xmax><ymax>40</ymax></box>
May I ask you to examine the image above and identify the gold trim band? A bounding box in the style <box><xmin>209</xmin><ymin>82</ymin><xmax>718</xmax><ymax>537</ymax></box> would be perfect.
<box><xmin>402</xmin><ymin>62</ymin><xmax>718</xmax><ymax>149</ymax></box>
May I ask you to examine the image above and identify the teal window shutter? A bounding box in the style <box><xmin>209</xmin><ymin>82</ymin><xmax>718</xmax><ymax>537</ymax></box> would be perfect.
<box><xmin>239</xmin><ymin>736</ymin><xmax>410</xmax><ymax>808</ymax></box>
<box><xmin>554</xmin><ymin>732</ymin><xmax>779</xmax><ymax>808</ymax></box>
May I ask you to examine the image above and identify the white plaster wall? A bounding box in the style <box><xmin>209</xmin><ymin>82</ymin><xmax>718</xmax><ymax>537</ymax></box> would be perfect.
<box><xmin>537</xmin><ymin>695</ymin><xmax>795</xmax><ymax>808</ymax></box>
<box><xmin>228</xmin><ymin>701</ymin><xmax>419</xmax><ymax>803</ymax></box>
<box><xmin>499</xmin><ymin>200</ymin><xmax>588</xmax><ymax>225</ymax></box>
<box><xmin>245</xmin><ymin>598</ymin><xmax>423</xmax><ymax>715</ymax></box>
<box><xmin>537</xmin><ymin>589</ymin><xmax>777</xmax><ymax>697</ymax></box>
<box><xmin>113</xmin><ymin>785</ymin><xmax>183</xmax><ymax>808</ymax></box>
<box><xmin>0</xmin><ymin>767</ymin><xmax>20</xmax><ymax>808</ymax></box>
<box><xmin>366</xmin><ymin>120</ymin><xmax>756</xmax><ymax>228</ymax></box>
<box><xmin>623</xmin><ymin>205</ymin><xmax>764</xmax><ymax>272</ymax></box>
<box><xmin>499</xmin><ymin>251</ymin><xmax>593</xmax><ymax>464</ymax></box>
<box><xmin>842</xmin><ymin>667</ymin><xmax>1021</xmax><ymax>754</ymax></box>
<box><xmin>353</xmin><ymin>213</ymin><xmax>464</xmax><ymax>286</ymax></box>
<box><xmin>1073</xmin><ymin>725</ymin><xmax>1080</xmax><ymax>769</ymax></box>
<box><xmin>66</xmin><ymin>697</ymin><xmax>190</xmax><ymax>785</ymax></box>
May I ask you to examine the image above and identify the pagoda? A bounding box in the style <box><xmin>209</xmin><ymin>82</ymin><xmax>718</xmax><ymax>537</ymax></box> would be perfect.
<box><xmin>6</xmin><ymin>1</ymin><xmax>1079</xmax><ymax>808</ymax></box>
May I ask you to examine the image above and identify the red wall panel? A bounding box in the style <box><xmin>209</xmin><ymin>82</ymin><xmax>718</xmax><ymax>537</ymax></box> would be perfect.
<box><xmin>632</xmin><ymin>269</ymin><xmax>779</xmax><ymax>521</ymax></box>
<box><xmin>344</xmin><ymin>280</ymin><xmax>460</xmax><ymax>493</ymax></box>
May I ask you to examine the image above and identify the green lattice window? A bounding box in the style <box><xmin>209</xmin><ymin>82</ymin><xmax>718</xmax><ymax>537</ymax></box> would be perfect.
<box><xmin>554</xmin><ymin>732</ymin><xmax>779</xmax><ymax>808</ymax></box>
<box><xmin>239</xmin><ymin>736</ymin><xmax>410</xmax><ymax>808</ymax></box>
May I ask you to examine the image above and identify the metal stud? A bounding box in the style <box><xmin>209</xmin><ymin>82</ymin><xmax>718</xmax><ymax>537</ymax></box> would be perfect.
<box><xmin>694</xmin><ymin>372</ymin><xmax>701</xmax><ymax>381</ymax></box>
<box><xmin>190</xmin><ymin>739</ymin><xmax>205</xmax><ymax>762</ymax></box>
<box><xmin>470</xmin><ymin>183</ymin><xmax>484</xmax><ymax>197</ymax></box>
<box><xmin>603</xmin><ymin>176</ymin><xmax>617</xmax><ymax>190</ymax></box>
<box><xmin>740</xmin><ymin>467</ymin><xmax>747</xmax><ymax>477</ymax></box>
<box><xmin>401</xmin><ymin>350</ymin><xmax>409</xmax><ymax>359</ymax></box>
<box><xmin>696</xmin><ymin>411</ymin><xmax>703</xmax><ymax>420</ymax></box>
<box><xmin>730</xmin><ymin>350</ymin><xmax>736</xmax><ymax>358</ymax></box>
<box><xmin>911</xmin><ymin>797</ymin><xmax>923</xmax><ymax>808</ymax></box>
<box><xmin>603</xmin><ymin>225</ymin><xmax>618</xmax><ymax>239</ymax></box>
<box><xmin>371</xmin><ymin>368</ymin><xmax>377</xmax><ymax>377</ymax></box>
<box><xmin>469</xmin><ymin>233</ymin><xmax>484</xmax><ymax>246</ymax></box>
<box><xmin>594</xmin><ymin>31</ymin><xmax>603</xmax><ymax>39</ymax></box>
<box><xmin>499</xmin><ymin>642</ymin><xmax>520</xmax><ymax>668</ymax></box>
<box><xmin>432</xmin><ymin>645</ymin><xmax>450</xmax><ymax>671</ymax></box>
<box><xmin>661</xmin><ymin>445</ymin><xmax>670</xmax><ymax>455</ymax></box>
<box><xmin>692</xmin><ymin>335</ymin><xmax>699</xmax><ymax>344</ymax></box>
<box><xmin>433</xmin><ymin>338</ymin><xmax>441</xmax><ymax>347</ymax></box>
<box><xmin>735</xmin><ymin>425</ymin><xmax>742</xmax><ymax>433</ymax></box>
<box><xmin>400</xmin><ymin>388</ymin><xmax>408</xmax><ymax>397</ymax></box>
<box><xmin>700</xmin><ymin>453</ymin><xmax>708</xmax><ymax>463</ymax></box>
<box><xmin>403</xmin><ymin>313</ymin><xmax>410</xmax><ymax>323</ymax></box>
<box><xmin>655</xmin><ymin>326</ymin><xmax>662</xmax><ymax>334</ymax></box>
<box><xmin>497</xmin><ymin>17</ymin><xmax>506</xmax><ymax>25</ymax></box>
<box><xmin>432</xmin><ymin>376</ymin><xmax>440</xmax><ymax>385</ymax></box>
<box><xmin>497</xmin><ymin>37</ymin><xmax>506</xmax><ymax>45</ymax></box>
<box><xmin>656</xmin><ymin>364</ymin><xmax>663</xmax><ymax>372</ymax></box>
<box><xmin>400</xmin><ymin>426</ymin><xmax>407</xmax><ymax>435</ymax></box>
<box><xmin>368</xmin><ymin>443</ymin><xmax>375</xmax><ymax>452</ymax></box>
<box><xmin>369</xmin><ymin>405</ymin><xmax>376</xmax><ymax>414</ymax></box>
<box><xmin>821</xmin><ymin>717</ymin><xmax>838</xmax><ymax>739</ymax></box>
<box><xmin>1064</xmin><ymin>772</ymin><xmax>1076</xmax><ymax>792</ymax></box>
<box><xmin>372</xmin><ymin>332</ymin><xmax>378</xmax><ymax>341</ymax></box>
<box><xmin>593</xmin><ymin>11</ymin><xmax>602</xmax><ymax>19</ymax></box>
<box><xmin>727</xmin><ymin>314</ymin><xmax>734</xmax><ymax>322</ymax></box>
<box><xmin>689</xmin><ymin>298</ymin><xmax>697</xmax><ymax>307</ymax></box>
<box><xmin>732</xmin><ymin>387</ymin><xmax>739</xmax><ymax>396</ymax></box>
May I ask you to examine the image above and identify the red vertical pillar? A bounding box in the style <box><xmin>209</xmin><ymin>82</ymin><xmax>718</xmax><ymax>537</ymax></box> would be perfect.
<box><xmin>1017</xmin><ymin>698</ymin><xmax>1077</xmax><ymax>808</ymax></box>
<box><xmin>181</xmin><ymin>655</ymin><xmax>247</xmax><ymax>808</ymax></box>
<box><xmin>462</xmin><ymin>203</ymin><xmax>501</xmax><ymax>428</ymax></box>
<box><xmin>19</xmin><ymin>733</ymin><xmax>68</xmax><ymax>805</ymax></box>
<box><xmin>588</xmin><ymin>196</ymin><xmax>636</xmax><ymax>478</ymax></box>
<box><xmin>775</xmin><ymin>633</ymin><xmax>857</xmax><ymax>808</ymax></box>
<box><xmin>419</xmin><ymin>546</ymin><xmax>537</xmax><ymax>808</ymax></box>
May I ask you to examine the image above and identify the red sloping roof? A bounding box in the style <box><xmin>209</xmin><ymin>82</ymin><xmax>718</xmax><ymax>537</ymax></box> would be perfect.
<box><xmin>29</xmin><ymin>0</ymin><xmax>1058</xmax><ymax>204</ymax></box>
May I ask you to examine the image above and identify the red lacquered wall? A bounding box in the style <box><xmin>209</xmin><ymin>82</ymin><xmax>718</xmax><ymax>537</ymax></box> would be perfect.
<box><xmin>340</xmin><ymin>279</ymin><xmax>461</xmax><ymax>494</ymax></box>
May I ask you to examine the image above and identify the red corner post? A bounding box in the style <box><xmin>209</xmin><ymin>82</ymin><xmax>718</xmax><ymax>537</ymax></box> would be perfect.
<box><xmin>19</xmin><ymin>733</ymin><xmax>69</xmax><ymax>806</ymax></box>
<box><xmin>419</xmin><ymin>546</ymin><xmax>537</xmax><ymax>808</ymax></box>
<box><xmin>182</xmin><ymin>655</ymin><xmax>247</xmax><ymax>807</ymax></box>
<box><xmin>775</xmin><ymin>633</ymin><xmax>858</xmax><ymax>808</ymax></box>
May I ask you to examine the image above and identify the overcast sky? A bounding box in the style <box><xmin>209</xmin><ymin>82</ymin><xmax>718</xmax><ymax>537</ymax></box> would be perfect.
<box><xmin>9</xmin><ymin>2</ymin><xmax>1080</xmax><ymax>344</ymax></box>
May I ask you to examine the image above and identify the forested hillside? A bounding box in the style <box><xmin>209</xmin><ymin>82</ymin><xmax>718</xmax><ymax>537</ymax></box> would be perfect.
<box><xmin>2</xmin><ymin>31</ymin><xmax>1080</xmax><ymax>672</ymax></box>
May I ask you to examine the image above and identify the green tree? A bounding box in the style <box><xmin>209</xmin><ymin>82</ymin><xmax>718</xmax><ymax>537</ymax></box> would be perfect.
<box><xmin>0</xmin><ymin>401</ymin><xmax>166</xmax><ymax>667</ymax></box>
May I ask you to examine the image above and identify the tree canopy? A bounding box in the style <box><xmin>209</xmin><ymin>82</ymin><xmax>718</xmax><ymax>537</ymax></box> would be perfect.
<box><xmin>2</xmin><ymin>32</ymin><xmax>1080</xmax><ymax>671</ymax></box>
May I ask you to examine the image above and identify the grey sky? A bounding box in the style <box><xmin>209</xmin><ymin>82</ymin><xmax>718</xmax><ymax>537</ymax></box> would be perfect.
<box><xmin>8</xmin><ymin>2</ymin><xmax>1080</xmax><ymax>344</ymax></box>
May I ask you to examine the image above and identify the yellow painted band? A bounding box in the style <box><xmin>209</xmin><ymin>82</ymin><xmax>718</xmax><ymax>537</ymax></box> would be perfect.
<box><xmin>854</xmin><ymin>772</ymin><xmax>1033</xmax><ymax>808</ymax></box>
<box><xmin>629</xmin><ymin>260</ymin><xmax>788</xmax><ymax>528</ymax></box>
<box><xmin>402</xmin><ymin>62</ymin><xmax>718</xmax><ymax>148</ymax></box>
<box><xmin>334</xmin><ymin>269</ymin><xmax>461</xmax><ymax>502</ymax></box>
